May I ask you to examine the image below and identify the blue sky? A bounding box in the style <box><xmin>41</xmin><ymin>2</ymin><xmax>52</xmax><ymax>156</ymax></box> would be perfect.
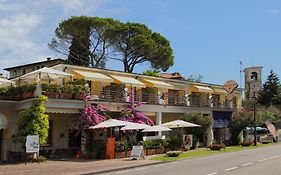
<box><xmin>0</xmin><ymin>0</ymin><xmax>281</xmax><ymax>86</ymax></box>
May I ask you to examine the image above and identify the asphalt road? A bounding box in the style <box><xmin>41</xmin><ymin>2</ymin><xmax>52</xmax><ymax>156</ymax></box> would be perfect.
<box><xmin>102</xmin><ymin>144</ymin><xmax>281</xmax><ymax>175</ymax></box>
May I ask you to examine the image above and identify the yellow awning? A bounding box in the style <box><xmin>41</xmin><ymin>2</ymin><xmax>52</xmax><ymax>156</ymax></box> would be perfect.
<box><xmin>73</xmin><ymin>70</ymin><xmax>113</xmax><ymax>82</ymax></box>
<box><xmin>193</xmin><ymin>85</ymin><xmax>214</xmax><ymax>93</ymax></box>
<box><xmin>110</xmin><ymin>75</ymin><xmax>146</xmax><ymax>88</ymax></box>
<box><xmin>213</xmin><ymin>88</ymin><xmax>227</xmax><ymax>94</ymax></box>
<box><xmin>142</xmin><ymin>79</ymin><xmax>174</xmax><ymax>89</ymax></box>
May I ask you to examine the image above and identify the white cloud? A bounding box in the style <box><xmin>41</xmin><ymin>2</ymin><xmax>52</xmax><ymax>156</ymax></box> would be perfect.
<box><xmin>268</xmin><ymin>9</ymin><xmax>279</xmax><ymax>15</ymax></box>
<box><xmin>0</xmin><ymin>0</ymin><xmax>126</xmax><ymax>76</ymax></box>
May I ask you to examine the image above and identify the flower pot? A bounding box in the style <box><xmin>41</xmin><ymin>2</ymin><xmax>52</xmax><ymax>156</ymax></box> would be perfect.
<box><xmin>73</xmin><ymin>93</ymin><xmax>83</xmax><ymax>100</ymax></box>
<box><xmin>115</xmin><ymin>151</ymin><xmax>126</xmax><ymax>159</ymax></box>
<box><xmin>126</xmin><ymin>150</ymin><xmax>132</xmax><ymax>157</ymax></box>
<box><xmin>60</xmin><ymin>93</ymin><xmax>73</xmax><ymax>99</ymax></box>
<box><xmin>22</xmin><ymin>92</ymin><xmax>34</xmax><ymax>99</ymax></box>
<box><xmin>13</xmin><ymin>95</ymin><xmax>22</xmax><ymax>101</ymax></box>
<box><xmin>43</xmin><ymin>92</ymin><xmax>59</xmax><ymax>98</ymax></box>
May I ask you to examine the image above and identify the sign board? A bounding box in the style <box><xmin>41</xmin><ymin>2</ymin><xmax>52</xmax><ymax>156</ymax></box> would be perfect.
<box><xmin>26</xmin><ymin>135</ymin><xmax>39</xmax><ymax>153</ymax></box>
<box><xmin>183</xmin><ymin>134</ymin><xmax>193</xmax><ymax>149</ymax></box>
<box><xmin>223</xmin><ymin>80</ymin><xmax>238</xmax><ymax>94</ymax></box>
<box><xmin>130</xmin><ymin>146</ymin><xmax>144</xmax><ymax>160</ymax></box>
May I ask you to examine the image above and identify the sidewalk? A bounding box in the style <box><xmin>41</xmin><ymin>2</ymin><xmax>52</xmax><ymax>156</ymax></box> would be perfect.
<box><xmin>0</xmin><ymin>157</ymin><xmax>162</xmax><ymax>175</ymax></box>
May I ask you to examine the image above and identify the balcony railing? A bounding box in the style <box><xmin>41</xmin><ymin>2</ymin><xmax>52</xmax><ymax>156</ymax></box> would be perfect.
<box><xmin>0</xmin><ymin>84</ymin><xmax>237</xmax><ymax>109</ymax></box>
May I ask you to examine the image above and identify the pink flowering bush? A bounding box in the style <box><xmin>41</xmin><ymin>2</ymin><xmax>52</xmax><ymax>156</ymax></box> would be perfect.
<box><xmin>120</xmin><ymin>88</ymin><xmax>154</xmax><ymax>126</ymax></box>
<box><xmin>79</xmin><ymin>92</ymin><xmax>109</xmax><ymax>128</ymax></box>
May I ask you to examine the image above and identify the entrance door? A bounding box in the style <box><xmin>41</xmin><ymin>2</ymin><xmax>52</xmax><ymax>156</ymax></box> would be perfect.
<box><xmin>0</xmin><ymin>129</ymin><xmax>2</xmax><ymax>161</ymax></box>
<box><xmin>68</xmin><ymin>129</ymin><xmax>81</xmax><ymax>148</ymax></box>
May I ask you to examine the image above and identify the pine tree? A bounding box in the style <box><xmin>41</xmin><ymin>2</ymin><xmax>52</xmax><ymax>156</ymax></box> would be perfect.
<box><xmin>258</xmin><ymin>70</ymin><xmax>280</xmax><ymax>107</ymax></box>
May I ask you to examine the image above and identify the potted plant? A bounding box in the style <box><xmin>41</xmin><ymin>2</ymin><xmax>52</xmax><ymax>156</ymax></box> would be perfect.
<box><xmin>0</xmin><ymin>87</ymin><xmax>9</xmax><ymax>100</ymax></box>
<box><xmin>115</xmin><ymin>140</ymin><xmax>129</xmax><ymax>158</ymax></box>
<box><xmin>60</xmin><ymin>84</ymin><xmax>73</xmax><ymax>99</ymax></box>
<box><xmin>42</xmin><ymin>83</ymin><xmax>60</xmax><ymax>98</ymax></box>
<box><xmin>73</xmin><ymin>85</ymin><xmax>87</xmax><ymax>100</ymax></box>
<box><xmin>22</xmin><ymin>84</ymin><xmax>36</xmax><ymax>99</ymax></box>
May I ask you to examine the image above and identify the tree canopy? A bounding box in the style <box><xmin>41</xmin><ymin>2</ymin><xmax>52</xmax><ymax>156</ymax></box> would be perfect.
<box><xmin>49</xmin><ymin>16</ymin><xmax>174</xmax><ymax>72</ymax></box>
<box><xmin>258</xmin><ymin>70</ymin><xmax>280</xmax><ymax>107</ymax></box>
<box><xmin>49</xmin><ymin>16</ymin><xmax>118</xmax><ymax>68</ymax></box>
<box><xmin>107</xmin><ymin>22</ymin><xmax>174</xmax><ymax>72</ymax></box>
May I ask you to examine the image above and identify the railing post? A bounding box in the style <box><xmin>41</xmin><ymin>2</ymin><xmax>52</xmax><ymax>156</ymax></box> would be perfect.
<box><xmin>124</xmin><ymin>88</ymin><xmax>129</xmax><ymax>102</ymax></box>
<box><xmin>209</xmin><ymin>95</ymin><xmax>213</xmax><ymax>108</ymax></box>
<box><xmin>158</xmin><ymin>91</ymin><xmax>163</xmax><ymax>104</ymax></box>
<box><xmin>185</xmin><ymin>94</ymin><xmax>190</xmax><ymax>106</ymax></box>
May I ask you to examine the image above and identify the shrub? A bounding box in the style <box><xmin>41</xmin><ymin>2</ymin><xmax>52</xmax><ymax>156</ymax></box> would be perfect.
<box><xmin>240</xmin><ymin>141</ymin><xmax>253</xmax><ymax>146</ymax></box>
<box><xmin>207</xmin><ymin>144</ymin><xmax>226</xmax><ymax>150</ymax></box>
<box><xmin>166</xmin><ymin>137</ymin><xmax>183</xmax><ymax>150</ymax></box>
<box><xmin>166</xmin><ymin>151</ymin><xmax>182</xmax><ymax>157</ymax></box>
<box><xmin>115</xmin><ymin>140</ymin><xmax>129</xmax><ymax>152</ymax></box>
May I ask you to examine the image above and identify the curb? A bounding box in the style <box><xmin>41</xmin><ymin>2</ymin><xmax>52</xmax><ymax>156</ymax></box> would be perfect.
<box><xmin>80</xmin><ymin>161</ymin><xmax>168</xmax><ymax>175</ymax></box>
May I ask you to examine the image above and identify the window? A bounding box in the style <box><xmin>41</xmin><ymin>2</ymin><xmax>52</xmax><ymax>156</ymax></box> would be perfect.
<box><xmin>37</xmin><ymin>65</ymin><xmax>40</xmax><ymax>70</ymax></box>
<box><xmin>13</xmin><ymin>71</ymin><xmax>17</xmax><ymax>77</ymax></box>
<box><xmin>22</xmin><ymin>68</ymin><xmax>26</xmax><ymax>75</ymax></box>
<box><xmin>250</xmin><ymin>72</ymin><xmax>258</xmax><ymax>81</ymax></box>
<box><xmin>41</xmin><ymin>65</ymin><xmax>44</xmax><ymax>68</ymax></box>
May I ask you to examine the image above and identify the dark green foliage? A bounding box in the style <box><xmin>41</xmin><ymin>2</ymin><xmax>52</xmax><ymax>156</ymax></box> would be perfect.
<box><xmin>143</xmin><ymin>70</ymin><xmax>160</xmax><ymax>77</ymax></box>
<box><xmin>115</xmin><ymin>140</ymin><xmax>129</xmax><ymax>152</ymax></box>
<box><xmin>182</xmin><ymin>112</ymin><xmax>213</xmax><ymax>142</ymax></box>
<box><xmin>166</xmin><ymin>137</ymin><xmax>183</xmax><ymax>150</ymax></box>
<box><xmin>229</xmin><ymin>109</ymin><xmax>253</xmax><ymax>145</ymax></box>
<box><xmin>107</xmin><ymin>22</ymin><xmax>174</xmax><ymax>72</ymax></box>
<box><xmin>140</xmin><ymin>139</ymin><xmax>168</xmax><ymax>149</ymax></box>
<box><xmin>49</xmin><ymin>16</ymin><xmax>119</xmax><ymax>68</ymax></box>
<box><xmin>16</xmin><ymin>95</ymin><xmax>49</xmax><ymax>145</ymax></box>
<box><xmin>258</xmin><ymin>70</ymin><xmax>280</xmax><ymax>107</ymax></box>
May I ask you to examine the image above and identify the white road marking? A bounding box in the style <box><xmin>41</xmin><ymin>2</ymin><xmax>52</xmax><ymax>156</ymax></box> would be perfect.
<box><xmin>206</xmin><ymin>173</ymin><xmax>217</xmax><ymax>175</ymax></box>
<box><xmin>269</xmin><ymin>155</ymin><xmax>279</xmax><ymax>159</ymax></box>
<box><xmin>258</xmin><ymin>158</ymin><xmax>268</xmax><ymax>162</ymax></box>
<box><xmin>225</xmin><ymin>167</ymin><xmax>238</xmax><ymax>171</ymax></box>
<box><xmin>115</xmin><ymin>170</ymin><xmax>131</xmax><ymax>174</ymax></box>
<box><xmin>135</xmin><ymin>167</ymin><xmax>147</xmax><ymax>171</ymax></box>
<box><xmin>241</xmin><ymin>162</ymin><xmax>253</xmax><ymax>167</ymax></box>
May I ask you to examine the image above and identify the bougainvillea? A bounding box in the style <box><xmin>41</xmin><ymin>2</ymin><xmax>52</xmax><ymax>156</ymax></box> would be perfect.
<box><xmin>120</xmin><ymin>88</ymin><xmax>154</xmax><ymax>125</ymax></box>
<box><xmin>79</xmin><ymin>92</ymin><xmax>109</xmax><ymax>129</ymax></box>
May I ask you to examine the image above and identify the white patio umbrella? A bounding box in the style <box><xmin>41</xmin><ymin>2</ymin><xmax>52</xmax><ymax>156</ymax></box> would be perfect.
<box><xmin>162</xmin><ymin>119</ymin><xmax>200</xmax><ymax>128</ymax></box>
<box><xmin>0</xmin><ymin>78</ymin><xmax>14</xmax><ymax>87</ymax></box>
<box><xmin>18</xmin><ymin>67</ymin><xmax>72</xmax><ymax>83</ymax></box>
<box><xmin>120</xmin><ymin>123</ymin><xmax>150</xmax><ymax>131</ymax></box>
<box><xmin>141</xmin><ymin>125</ymin><xmax>172</xmax><ymax>132</ymax></box>
<box><xmin>89</xmin><ymin>119</ymin><xmax>133</xmax><ymax>129</ymax></box>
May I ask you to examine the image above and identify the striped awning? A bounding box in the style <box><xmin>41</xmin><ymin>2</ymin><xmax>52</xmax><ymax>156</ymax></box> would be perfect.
<box><xmin>110</xmin><ymin>75</ymin><xmax>146</xmax><ymax>88</ymax></box>
<box><xmin>213</xmin><ymin>88</ymin><xmax>227</xmax><ymax>94</ymax></box>
<box><xmin>193</xmin><ymin>85</ymin><xmax>214</xmax><ymax>93</ymax></box>
<box><xmin>142</xmin><ymin>79</ymin><xmax>174</xmax><ymax>89</ymax></box>
<box><xmin>72</xmin><ymin>70</ymin><xmax>113</xmax><ymax>82</ymax></box>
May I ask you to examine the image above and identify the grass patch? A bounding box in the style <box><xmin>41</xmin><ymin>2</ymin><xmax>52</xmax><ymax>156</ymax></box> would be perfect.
<box><xmin>150</xmin><ymin>142</ymin><xmax>279</xmax><ymax>161</ymax></box>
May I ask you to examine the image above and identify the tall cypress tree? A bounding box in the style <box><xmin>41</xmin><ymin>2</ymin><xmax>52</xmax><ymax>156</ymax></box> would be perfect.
<box><xmin>258</xmin><ymin>70</ymin><xmax>280</xmax><ymax>107</ymax></box>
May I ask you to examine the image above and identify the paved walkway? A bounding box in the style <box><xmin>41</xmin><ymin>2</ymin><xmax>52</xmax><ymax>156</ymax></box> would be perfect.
<box><xmin>0</xmin><ymin>157</ymin><xmax>161</xmax><ymax>175</ymax></box>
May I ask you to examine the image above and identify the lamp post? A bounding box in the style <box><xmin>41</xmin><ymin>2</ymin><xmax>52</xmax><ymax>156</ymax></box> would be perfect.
<box><xmin>252</xmin><ymin>92</ymin><xmax>257</xmax><ymax>146</ymax></box>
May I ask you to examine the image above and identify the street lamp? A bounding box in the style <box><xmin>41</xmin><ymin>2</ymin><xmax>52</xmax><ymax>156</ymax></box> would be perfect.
<box><xmin>252</xmin><ymin>92</ymin><xmax>257</xmax><ymax>146</ymax></box>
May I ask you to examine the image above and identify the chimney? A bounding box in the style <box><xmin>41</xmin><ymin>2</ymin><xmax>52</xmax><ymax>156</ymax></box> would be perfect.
<box><xmin>47</xmin><ymin>57</ymin><xmax>51</xmax><ymax>61</ymax></box>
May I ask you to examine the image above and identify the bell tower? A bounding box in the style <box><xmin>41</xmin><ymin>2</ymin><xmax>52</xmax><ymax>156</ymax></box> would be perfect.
<box><xmin>243</xmin><ymin>66</ymin><xmax>263</xmax><ymax>99</ymax></box>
